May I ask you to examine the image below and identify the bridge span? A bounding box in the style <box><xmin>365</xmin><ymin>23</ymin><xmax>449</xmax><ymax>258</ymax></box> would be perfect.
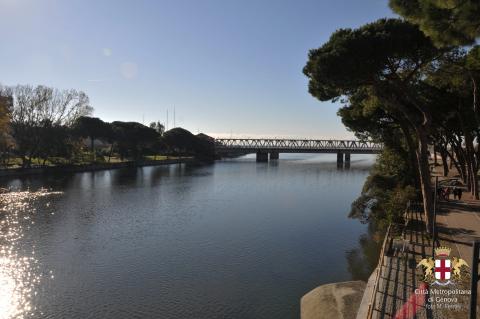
<box><xmin>214</xmin><ymin>138</ymin><xmax>382</xmax><ymax>167</ymax></box>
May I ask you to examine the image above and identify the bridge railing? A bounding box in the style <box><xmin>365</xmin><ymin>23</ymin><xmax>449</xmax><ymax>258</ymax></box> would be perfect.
<box><xmin>214</xmin><ymin>138</ymin><xmax>383</xmax><ymax>150</ymax></box>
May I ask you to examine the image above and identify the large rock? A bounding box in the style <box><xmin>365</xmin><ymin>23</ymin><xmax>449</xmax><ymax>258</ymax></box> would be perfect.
<box><xmin>301</xmin><ymin>281</ymin><xmax>366</xmax><ymax>319</ymax></box>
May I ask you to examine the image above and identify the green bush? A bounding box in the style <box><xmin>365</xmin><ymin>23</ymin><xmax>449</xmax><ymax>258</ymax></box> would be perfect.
<box><xmin>350</xmin><ymin>148</ymin><xmax>417</xmax><ymax>225</ymax></box>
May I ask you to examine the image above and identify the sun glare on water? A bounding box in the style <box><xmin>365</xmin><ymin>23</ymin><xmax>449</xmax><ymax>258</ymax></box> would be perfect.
<box><xmin>0</xmin><ymin>190</ymin><xmax>62</xmax><ymax>319</ymax></box>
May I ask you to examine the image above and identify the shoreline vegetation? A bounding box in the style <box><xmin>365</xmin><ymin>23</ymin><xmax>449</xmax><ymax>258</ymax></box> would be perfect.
<box><xmin>0</xmin><ymin>85</ymin><xmax>217</xmax><ymax>177</ymax></box>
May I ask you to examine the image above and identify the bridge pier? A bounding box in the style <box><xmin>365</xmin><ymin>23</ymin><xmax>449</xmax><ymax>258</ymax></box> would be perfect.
<box><xmin>256</xmin><ymin>151</ymin><xmax>269</xmax><ymax>162</ymax></box>
<box><xmin>344</xmin><ymin>152</ymin><xmax>350</xmax><ymax>168</ymax></box>
<box><xmin>269</xmin><ymin>152</ymin><xmax>279</xmax><ymax>160</ymax></box>
<box><xmin>337</xmin><ymin>152</ymin><xmax>344</xmax><ymax>167</ymax></box>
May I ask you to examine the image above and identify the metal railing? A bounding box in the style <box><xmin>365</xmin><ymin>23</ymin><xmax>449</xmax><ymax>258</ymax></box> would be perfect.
<box><xmin>366</xmin><ymin>201</ymin><xmax>415</xmax><ymax>319</ymax></box>
<box><xmin>470</xmin><ymin>240</ymin><xmax>480</xmax><ymax>319</ymax></box>
<box><xmin>366</xmin><ymin>224</ymin><xmax>392</xmax><ymax>319</ymax></box>
<box><xmin>432</xmin><ymin>176</ymin><xmax>438</xmax><ymax>257</ymax></box>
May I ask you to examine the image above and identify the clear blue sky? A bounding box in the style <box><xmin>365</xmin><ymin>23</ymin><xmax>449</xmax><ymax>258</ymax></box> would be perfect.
<box><xmin>0</xmin><ymin>0</ymin><xmax>394</xmax><ymax>138</ymax></box>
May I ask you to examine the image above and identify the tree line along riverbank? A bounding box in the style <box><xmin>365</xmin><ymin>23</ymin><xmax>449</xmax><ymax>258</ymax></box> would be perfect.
<box><xmin>0</xmin><ymin>85</ymin><xmax>216</xmax><ymax>172</ymax></box>
<box><xmin>303</xmin><ymin>17</ymin><xmax>480</xmax><ymax>233</ymax></box>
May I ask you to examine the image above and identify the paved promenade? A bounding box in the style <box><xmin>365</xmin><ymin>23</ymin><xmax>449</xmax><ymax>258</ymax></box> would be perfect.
<box><xmin>432</xmin><ymin>163</ymin><xmax>480</xmax><ymax>317</ymax></box>
<box><xmin>436</xmin><ymin>198</ymin><xmax>480</xmax><ymax>276</ymax></box>
<box><xmin>368</xmin><ymin>203</ymin><xmax>472</xmax><ymax>318</ymax></box>
<box><xmin>432</xmin><ymin>158</ymin><xmax>480</xmax><ymax>271</ymax></box>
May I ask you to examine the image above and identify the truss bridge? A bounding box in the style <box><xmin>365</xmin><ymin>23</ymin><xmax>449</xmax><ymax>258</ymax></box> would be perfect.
<box><xmin>214</xmin><ymin>138</ymin><xmax>382</xmax><ymax>166</ymax></box>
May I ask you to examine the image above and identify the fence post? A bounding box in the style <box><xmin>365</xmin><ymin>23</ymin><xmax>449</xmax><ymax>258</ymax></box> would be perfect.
<box><xmin>470</xmin><ymin>240</ymin><xmax>480</xmax><ymax>319</ymax></box>
<box><xmin>432</xmin><ymin>176</ymin><xmax>438</xmax><ymax>257</ymax></box>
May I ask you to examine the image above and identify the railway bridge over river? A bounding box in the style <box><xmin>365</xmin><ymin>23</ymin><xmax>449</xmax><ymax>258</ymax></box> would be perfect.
<box><xmin>214</xmin><ymin>138</ymin><xmax>383</xmax><ymax>167</ymax></box>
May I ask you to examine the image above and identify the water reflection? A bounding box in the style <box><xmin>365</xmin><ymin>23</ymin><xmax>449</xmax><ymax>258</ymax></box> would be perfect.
<box><xmin>346</xmin><ymin>220</ymin><xmax>384</xmax><ymax>281</ymax></box>
<box><xmin>0</xmin><ymin>190</ymin><xmax>61</xmax><ymax>319</ymax></box>
<box><xmin>0</xmin><ymin>154</ymin><xmax>376</xmax><ymax>319</ymax></box>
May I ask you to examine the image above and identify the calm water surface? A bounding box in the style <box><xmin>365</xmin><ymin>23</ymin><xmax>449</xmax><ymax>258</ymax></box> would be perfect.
<box><xmin>0</xmin><ymin>154</ymin><xmax>379</xmax><ymax>319</ymax></box>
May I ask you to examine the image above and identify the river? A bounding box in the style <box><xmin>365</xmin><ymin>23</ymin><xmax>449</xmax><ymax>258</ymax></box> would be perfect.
<box><xmin>0</xmin><ymin>153</ymin><xmax>379</xmax><ymax>319</ymax></box>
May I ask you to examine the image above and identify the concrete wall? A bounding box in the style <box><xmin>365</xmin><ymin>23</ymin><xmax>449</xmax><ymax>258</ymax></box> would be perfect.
<box><xmin>301</xmin><ymin>281</ymin><xmax>366</xmax><ymax>319</ymax></box>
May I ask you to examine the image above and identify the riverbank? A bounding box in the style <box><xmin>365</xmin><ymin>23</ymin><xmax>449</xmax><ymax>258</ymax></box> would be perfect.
<box><xmin>0</xmin><ymin>157</ymin><xmax>197</xmax><ymax>178</ymax></box>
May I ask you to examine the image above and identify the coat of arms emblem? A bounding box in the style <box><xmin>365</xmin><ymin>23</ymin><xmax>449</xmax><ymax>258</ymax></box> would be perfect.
<box><xmin>417</xmin><ymin>247</ymin><xmax>469</xmax><ymax>285</ymax></box>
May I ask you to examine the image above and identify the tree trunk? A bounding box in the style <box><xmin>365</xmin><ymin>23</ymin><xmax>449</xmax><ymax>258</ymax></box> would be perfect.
<box><xmin>416</xmin><ymin>128</ymin><xmax>433</xmax><ymax>232</ymax></box>
<box><xmin>458</xmin><ymin>108</ymin><xmax>478</xmax><ymax>198</ymax></box>
<box><xmin>399</xmin><ymin>120</ymin><xmax>421</xmax><ymax>188</ymax></box>
<box><xmin>108</xmin><ymin>143</ymin><xmax>114</xmax><ymax>163</ymax></box>
<box><xmin>464</xmin><ymin>130</ymin><xmax>479</xmax><ymax>199</ymax></box>
<box><xmin>25</xmin><ymin>156</ymin><xmax>32</xmax><ymax>168</ymax></box>
<box><xmin>439</xmin><ymin>147</ymin><xmax>449</xmax><ymax>177</ymax></box>
<box><xmin>447</xmin><ymin>148</ymin><xmax>462</xmax><ymax>179</ymax></box>
<box><xmin>453</xmin><ymin>143</ymin><xmax>469</xmax><ymax>187</ymax></box>
<box><xmin>472</xmin><ymin>76</ymin><xmax>478</xmax><ymax>114</ymax></box>
<box><xmin>21</xmin><ymin>156</ymin><xmax>28</xmax><ymax>168</ymax></box>
<box><xmin>91</xmin><ymin>137</ymin><xmax>96</xmax><ymax>163</ymax></box>
<box><xmin>377</xmin><ymin>86</ymin><xmax>432</xmax><ymax>228</ymax></box>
